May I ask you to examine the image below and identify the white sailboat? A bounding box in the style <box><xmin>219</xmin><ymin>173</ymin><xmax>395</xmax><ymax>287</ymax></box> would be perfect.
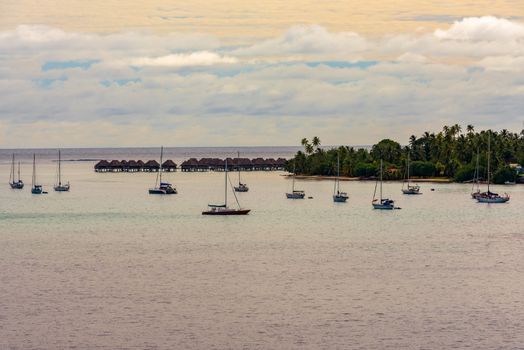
<box><xmin>31</xmin><ymin>154</ymin><xmax>45</xmax><ymax>194</ymax></box>
<box><xmin>202</xmin><ymin>159</ymin><xmax>251</xmax><ymax>215</ymax></box>
<box><xmin>477</xmin><ymin>133</ymin><xmax>510</xmax><ymax>203</ymax></box>
<box><xmin>9</xmin><ymin>154</ymin><xmax>24</xmax><ymax>189</ymax></box>
<box><xmin>286</xmin><ymin>160</ymin><xmax>305</xmax><ymax>199</ymax></box>
<box><xmin>372</xmin><ymin>160</ymin><xmax>396</xmax><ymax>209</ymax></box>
<box><xmin>54</xmin><ymin>149</ymin><xmax>70</xmax><ymax>192</ymax></box>
<box><xmin>401</xmin><ymin>152</ymin><xmax>421</xmax><ymax>195</ymax></box>
<box><xmin>234</xmin><ymin>151</ymin><xmax>249</xmax><ymax>192</ymax></box>
<box><xmin>333</xmin><ymin>153</ymin><xmax>348</xmax><ymax>202</ymax></box>
<box><xmin>149</xmin><ymin>146</ymin><xmax>177</xmax><ymax>194</ymax></box>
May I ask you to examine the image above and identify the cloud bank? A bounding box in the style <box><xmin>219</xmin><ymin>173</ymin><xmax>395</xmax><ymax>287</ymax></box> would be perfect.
<box><xmin>0</xmin><ymin>17</ymin><xmax>523</xmax><ymax>147</ymax></box>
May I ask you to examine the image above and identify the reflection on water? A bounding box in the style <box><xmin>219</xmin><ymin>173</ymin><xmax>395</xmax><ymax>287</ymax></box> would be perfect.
<box><xmin>1</xmin><ymin>162</ymin><xmax>523</xmax><ymax>349</ymax></box>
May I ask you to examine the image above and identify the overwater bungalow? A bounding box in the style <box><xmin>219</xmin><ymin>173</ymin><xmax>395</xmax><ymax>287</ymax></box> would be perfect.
<box><xmin>162</xmin><ymin>160</ymin><xmax>177</xmax><ymax>172</ymax></box>
<box><xmin>94</xmin><ymin>160</ymin><xmax>110</xmax><ymax>172</ymax></box>
<box><xmin>144</xmin><ymin>160</ymin><xmax>160</xmax><ymax>172</ymax></box>
<box><xmin>109</xmin><ymin>160</ymin><xmax>122</xmax><ymax>172</ymax></box>
<box><xmin>96</xmin><ymin>157</ymin><xmax>287</xmax><ymax>172</ymax></box>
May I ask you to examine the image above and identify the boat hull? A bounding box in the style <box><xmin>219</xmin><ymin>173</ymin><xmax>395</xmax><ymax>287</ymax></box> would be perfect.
<box><xmin>202</xmin><ymin>209</ymin><xmax>251</xmax><ymax>215</ymax></box>
<box><xmin>31</xmin><ymin>186</ymin><xmax>43</xmax><ymax>194</ymax></box>
<box><xmin>54</xmin><ymin>185</ymin><xmax>70</xmax><ymax>192</ymax></box>
<box><xmin>10</xmin><ymin>182</ymin><xmax>24</xmax><ymax>189</ymax></box>
<box><xmin>286</xmin><ymin>192</ymin><xmax>305</xmax><ymax>199</ymax></box>
<box><xmin>477</xmin><ymin>196</ymin><xmax>510</xmax><ymax>203</ymax></box>
<box><xmin>402</xmin><ymin>190</ymin><xmax>421</xmax><ymax>195</ymax></box>
<box><xmin>234</xmin><ymin>186</ymin><xmax>249</xmax><ymax>192</ymax></box>
<box><xmin>372</xmin><ymin>203</ymin><xmax>394</xmax><ymax>210</ymax></box>
<box><xmin>333</xmin><ymin>195</ymin><xmax>348</xmax><ymax>202</ymax></box>
<box><xmin>149</xmin><ymin>187</ymin><xmax>177</xmax><ymax>194</ymax></box>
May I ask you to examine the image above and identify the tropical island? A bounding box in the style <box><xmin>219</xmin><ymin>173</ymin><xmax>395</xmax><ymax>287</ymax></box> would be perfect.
<box><xmin>286</xmin><ymin>125</ymin><xmax>524</xmax><ymax>184</ymax></box>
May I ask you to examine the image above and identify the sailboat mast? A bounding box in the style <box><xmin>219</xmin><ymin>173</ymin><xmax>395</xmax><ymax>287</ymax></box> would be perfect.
<box><xmin>237</xmin><ymin>151</ymin><xmax>241</xmax><ymax>185</ymax></box>
<box><xmin>380</xmin><ymin>159</ymin><xmax>383</xmax><ymax>201</ymax></box>
<box><xmin>17</xmin><ymin>161</ymin><xmax>21</xmax><ymax>182</ymax></box>
<box><xmin>487</xmin><ymin>133</ymin><xmax>491</xmax><ymax>193</ymax></box>
<box><xmin>58</xmin><ymin>149</ymin><xmax>62</xmax><ymax>186</ymax></box>
<box><xmin>336</xmin><ymin>153</ymin><xmax>340</xmax><ymax>193</ymax></box>
<box><xmin>10</xmin><ymin>154</ymin><xmax>15</xmax><ymax>183</ymax></box>
<box><xmin>32</xmin><ymin>154</ymin><xmax>36</xmax><ymax>187</ymax></box>
<box><xmin>159</xmin><ymin>146</ymin><xmax>163</xmax><ymax>184</ymax></box>
<box><xmin>225</xmin><ymin>159</ymin><xmax>228</xmax><ymax>206</ymax></box>
<box><xmin>407</xmin><ymin>152</ymin><xmax>410</xmax><ymax>187</ymax></box>
<box><xmin>292</xmin><ymin>161</ymin><xmax>296</xmax><ymax>192</ymax></box>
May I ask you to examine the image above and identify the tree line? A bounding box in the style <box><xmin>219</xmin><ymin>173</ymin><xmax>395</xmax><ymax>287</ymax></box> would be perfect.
<box><xmin>286</xmin><ymin>125</ymin><xmax>524</xmax><ymax>184</ymax></box>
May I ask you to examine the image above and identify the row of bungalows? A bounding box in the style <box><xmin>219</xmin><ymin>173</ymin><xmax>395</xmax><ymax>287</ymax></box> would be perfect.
<box><xmin>94</xmin><ymin>160</ymin><xmax>177</xmax><ymax>172</ymax></box>
<box><xmin>179</xmin><ymin>157</ymin><xmax>287</xmax><ymax>172</ymax></box>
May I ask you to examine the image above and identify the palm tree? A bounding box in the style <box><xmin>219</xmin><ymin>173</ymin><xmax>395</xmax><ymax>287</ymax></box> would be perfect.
<box><xmin>312</xmin><ymin>136</ymin><xmax>321</xmax><ymax>152</ymax></box>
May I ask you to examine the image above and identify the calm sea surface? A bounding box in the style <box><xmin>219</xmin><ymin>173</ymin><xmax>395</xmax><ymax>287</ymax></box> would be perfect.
<box><xmin>1</xmin><ymin>148</ymin><xmax>523</xmax><ymax>349</ymax></box>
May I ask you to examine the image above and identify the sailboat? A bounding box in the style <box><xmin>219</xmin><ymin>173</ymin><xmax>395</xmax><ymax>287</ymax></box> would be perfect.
<box><xmin>202</xmin><ymin>159</ymin><xmax>251</xmax><ymax>215</ymax></box>
<box><xmin>333</xmin><ymin>153</ymin><xmax>348</xmax><ymax>202</ymax></box>
<box><xmin>372</xmin><ymin>160</ymin><xmax>396</xmax><ymax>209</ymax></box>
<box><xmin>149</xmin><ymin>146</ymin><xmax>177</xmax><ymax>194</ymax></box>
<box><xmin>9</xmin><ymin>154</ymin><xmax>24</xmax><ymax>189</ymax></box>
<box><xmin>54</xmin><ymin>149</ymin><xmax>70</xmax><ymax>191</ymax></box>
<box><xmin>401</xmin><ymin>152</ymin><xmax>421</xmax><ymax>195</ymax></box>
<box><xmin>234</xmin><ymin>151</ymin><xmax>249</xmax><ymax>192</ymax></box>
<box><xmin>477</xmin><ymin>133</ymin><xmax>510</xmax><ymax>203</ymax></box>
<box><xmin>286</xmin><ymin>160</ymin><xmax>305</xmax><ymax>199</ymax></box>
<box><xmin>471</xmin><ymin>148</ymin><xmax>481</xmax><ymax>199</ymax></box>
<box><xmin>31</xmin><ymin>154</ymin><xmax>45</xmax><ymax>194</ymax></box>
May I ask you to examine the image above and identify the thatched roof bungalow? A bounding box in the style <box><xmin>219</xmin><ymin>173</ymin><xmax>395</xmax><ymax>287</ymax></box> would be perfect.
<box><xmin>94</xmin><ymin>160</ymin><xmax>110</xmax><ymax>172</ymax></box>
<box><xmin>162</xmin><ymin>159</ymin><xmax>177</xmax><ymax>172</ymax></box>
<box><xmin>144</xmin><ymin>160</ymin><xmax>160</xmax><ymax>172</ymax></box>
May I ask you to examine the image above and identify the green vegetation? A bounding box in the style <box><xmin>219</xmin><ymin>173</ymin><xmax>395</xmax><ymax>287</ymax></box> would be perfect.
<box><xmin>286</xmin><ymin>124</ymin><xmax>524</xmax><ymax>183</ymax></box>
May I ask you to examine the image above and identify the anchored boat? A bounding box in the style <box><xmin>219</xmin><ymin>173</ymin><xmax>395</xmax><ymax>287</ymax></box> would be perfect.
<box><xmin>31</xmin><ymin>154</ymin><xmax>45</xmax><ymax>194</ymax></box>
<box><xmin>286</xmin><ymin>160</ymin><xmax>305</xmax><ymax>199</ymax></box>
<box><xmin>234</xmin><ymin>151</ymin><xmax>249</xmax><ymax>192</ymax></box>
<box><xmin>372</xmin><ymin>160</ymin><xmax>396</xmax><ymax>210</ymax></box>
<box><xmin>401</xmin><ymin>152</ymin><xmax>421</xmax><ymax>195</ymax></box>
<box><xmin>9</xmin><ymin>154</ymin><xmax>24</xmax><ymax>189</ymax></box>
<box><xmin>333</xmin><ymin>153</ymin><xmax>348</xmax><ymax>202</ymax></box>
<box><xmin>477</xmin><ymin>133</ymin><xmax>509</xmax><ymax>203</ymax></box>
<box><xmin>54</xmin><ymin>149</ymin><xmax>70</xmax><ymax>192</ymax></box>
<box><xmin>149</xmin><ymin>146</ymin><xmax>177</xmax><ymax>194</ymax></box>
<box><xmin>471</xmin><ymin>148</ymin><xmax>481</xmax><ymax>199</ymax></box>
<box><xmin>202</xmin><ymin>159</ymin><xmax>251</xmax><ymax>215</ymax></box>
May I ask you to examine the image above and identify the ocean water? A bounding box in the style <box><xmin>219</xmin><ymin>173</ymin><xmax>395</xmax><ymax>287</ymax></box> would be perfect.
<box><xmin>1</xmin><ymin>149</ymin><xmax>523</xmax><ymax>349</ymax></box>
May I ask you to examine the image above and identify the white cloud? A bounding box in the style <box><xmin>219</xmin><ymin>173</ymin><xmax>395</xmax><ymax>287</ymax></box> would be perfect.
<box><xmin>1</xmin><ymin>18</ymin><xmax>524</xmax><ymax>147</ymax></box>
<box><xmin>129</xmin><ymin>51</ymin><xmax>238</xmax><ymax>67</ymax></box>
<box><xmin>233</xmin><ymin>25</ymin><xmax>369</xmax><ymax>57</ymax></box>
<box><xmin>434</xmin><ymin>16</ymin><xmax>524</xmax><ymax>41</ymax></box>
<box><xmin>476</xmin><ymin>55</ymin><xmax>524</xmax><ymax>71</ymax></box>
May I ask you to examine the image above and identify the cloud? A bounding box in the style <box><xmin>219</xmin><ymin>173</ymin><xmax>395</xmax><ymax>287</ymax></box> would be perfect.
<box><xmin>476</xmin><ymin>55</ymin><xmax>524</xmax><ymax>71</ymax></box>
<box><xmin>434</xmin><ymin>16</ymin><xmax>524</xmax><ymax>41</ymax></box>
<box><xmin>129</xmin><ymin>51</ymin><xmax>238</xmax><ymax>67</ymax></box>
<box><xmin>233</xmin><ymin>25</ymin><xmax>368</xmax><ymax>57</ymax></box>
<box><xmin>1</xmin><ymin>18</ymin><xmax>524</xmax><ymax>147</ymax></box>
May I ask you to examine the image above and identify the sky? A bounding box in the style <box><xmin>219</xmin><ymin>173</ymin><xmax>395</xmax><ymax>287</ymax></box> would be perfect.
<box><xmin>0</xmin><ymin>1</ymin><xmax>523</xmax><ymax>147</ymax></box>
